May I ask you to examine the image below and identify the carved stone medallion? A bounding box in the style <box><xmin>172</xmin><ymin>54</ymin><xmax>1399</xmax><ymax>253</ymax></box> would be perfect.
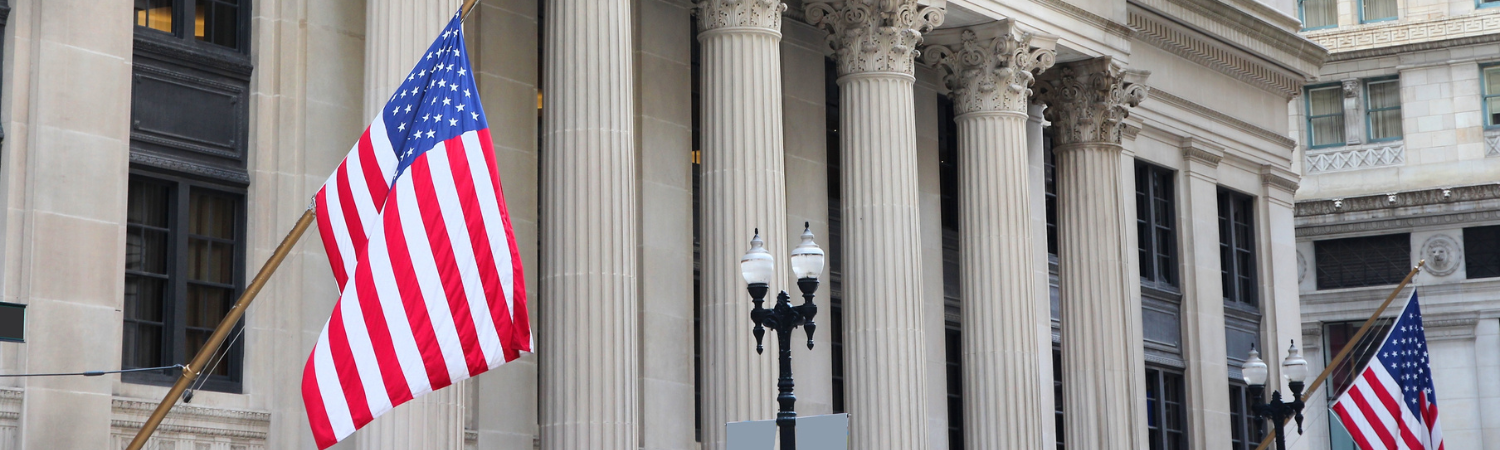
<box><xmin>1421</xmin><ymin>234</ymin><xmax>1462</xmax><ymax>277</ymax></box>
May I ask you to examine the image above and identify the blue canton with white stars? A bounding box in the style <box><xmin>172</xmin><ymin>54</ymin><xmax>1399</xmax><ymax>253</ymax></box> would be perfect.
<box><xmin>1374</xmin><ymin>292</ymin><xmax>1438</xmax><ymax>420</ymax></box>
<box><xmin>382</xmin><ymin>13</ymin><xmax>488</xmax><ymax>178</ymax></box>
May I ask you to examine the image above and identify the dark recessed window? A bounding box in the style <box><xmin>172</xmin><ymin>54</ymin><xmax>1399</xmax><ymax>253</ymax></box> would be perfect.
<box><xmin>1465</xmin><ymin>225</ymin><xmax>1500</xmax><ymax>279</ymax></box>
<box><xmin>1314</xmin><ymin>234</ymin><xmax>1410</xmax><ymax>289</ymax></box>
<box><xmin>1483</xmin><ymin>65</ymin><xmax>1500</xmax><ymax>128</ymax></box>
<box><xmin>1146</xmin><ymin>367</ymin><xmax>1187</xmax><ymax>450</ymax></box>
<box><xmin>945</xmin><ymin>327</ymin><xmax>963</xmax><ymax>449</ymax></box>
<box><xmin>1365</xmin><ymin>78</ymin><xmax>1402</xmax><ymax>142</ymax></box>
<box><xmin>123</xmin><ymin>173</ymin><xmax>246</xmax><ymax>393</ymax></box>
<box><xmin>1361</xmin><ymin>0</ymin><xmax>1397</xmax><ymax>23</ymax></box>
<box><xmin>1324</xmin><ymin>320</ymin><xmax>1393</xmax><ymax>399</ymax></box>
<box><xmin>134</xmin><ymin>0</ymin><xmax>246</xmax><ymax>51</ymax></box>
<box><xmin>1054</xmin><ymin>346</ymin><xmax>1065</xmax><ymax>450</ymax></box>
<box><xmin>1219</xmin><ymin>189</ymin><xmax>1257</xmax><ymax>309</ymax></box>
<box><xmin>1045</xmin><ymin>139</ymin><xmax>1058</xmax><ymax>257</ymax></box>
<box><xmin>1229</xmin><ymin>382</ymin><xmax>1268</xmax><ymax>450</ymax></box>
<box><xmin>1301</xmin><ymin>0</ymin><xmax>1337</xmax><ymax>29</ymax></box>
<box><xmin>1136</xmin><ymin>162</ymin><xmax>1178</xmax><ymax>289</ymax></box>
<box><xmin>1306</xmin><ymin>85</ymin><xmax>1345</xmax><ymax>148</ymax></box>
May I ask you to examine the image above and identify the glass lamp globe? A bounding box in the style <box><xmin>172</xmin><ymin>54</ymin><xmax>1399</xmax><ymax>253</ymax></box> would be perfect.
<box><xmin>1242</xmin><ymin>346</ymin><xmax>1270</xmax><ymax>387</ymax></box>
<box><xmin>789</xmin><ymin>223</ymin><xmax>825</xmax><ymax>280</ymax></box>
<box><xmin>740</xmin><ymin>229</ymin><xmax>775</xmax><ymax>285</ymax></box>
<box><xmin>1282</xmin><ymin>340</ymin><xmax>1309</xmax><ymax>383</ymax></box>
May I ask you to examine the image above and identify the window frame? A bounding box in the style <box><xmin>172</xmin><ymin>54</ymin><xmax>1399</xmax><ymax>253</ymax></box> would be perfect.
<box><xmin>1482</xmin><ymin>0</ymin><xmax>1500</xmax><ymax>10</ymax></box>
<box><xmin>1145</xmin><ymin>366</ymin><xmax>1189</xmax><ymax>450</ymax></box>
<box><xmin>1229</xmin><ymin>381</ymin><xmax>1269</xmax><ymax>450</ymax></box>
<box><xmin>1219</xmin><ymin>188</ymin><xmax>1259</xmax><ymax>312</ymax></box>
<box><xmin>1313</xmin><ymin>233</ymin><xmax>1411</xmax><ymax>290</ymax></box>
<box><xmin>122</xmin><ymin>170</ymin><xmax>247</xmax><ymax>394</ymax></box>
<box><xmin>1299</xmin><ymin>0</ymin><xmax>1340</xmax><ymax>30</ymax></box>
<box><xmin>1363</xmin><ymin>77</ymin><xmax>1403</xmax><ymax>142</ymax></box>
<box><xmin>1482</xmin><ymin>64</ymin><xmax>1500</xmax><ymax>129</ymax></box>
<box><xmin>133</xmin><ymin>0</ymin><xmax>251</xmax><ymax>54</ymax></box>
<box><xmin>1304</xmin><ymin>83</ymin><xmax>1347</xmax><ymax>149</ymax></box>
<box><xmin>1465</xmin><ymin>225</ymin><xmax>1500</xmax><ymax>279</ymax></box>
<box><xmin>1359</xmin><ymin>0</ymin><xmax>1399</xmax><ymax>23</ymax></box>
<box><xmin>1136</xmin><ymin>162</ymin><xmax>1180</xmax><ymax>291</ymax></box>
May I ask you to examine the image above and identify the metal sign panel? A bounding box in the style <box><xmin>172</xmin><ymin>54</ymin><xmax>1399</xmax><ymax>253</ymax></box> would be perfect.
<box><xmin>726</xmin><ymin>414</ymin><xmax>849</xmax><ymax>450</ymax></box>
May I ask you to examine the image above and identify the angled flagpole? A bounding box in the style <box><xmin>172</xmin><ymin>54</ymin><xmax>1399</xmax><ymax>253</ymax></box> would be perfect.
<box><xmin>1252</xmin><ymin>259</ymin><xmax>1425</xmax><ymax>450</ymax></box>
<box><xmin>124</xmin><ymin>2</ymin><xmax>485</xmax><ymax>449</ymax></box>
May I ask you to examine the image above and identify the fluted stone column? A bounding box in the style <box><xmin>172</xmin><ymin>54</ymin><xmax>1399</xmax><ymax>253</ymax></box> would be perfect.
<box><xmin>923</xmin><ymin>20</ymin><xmax>1056</xmax><ymax>449</ymax></box>
<box><xmin>538</xmin><ymin>1</ymin><xmax>637</xmax><ymax>449</ymax></box>
<box><xmin>1038</xmin><ymin>57</ymin><xmax>1149</xmax><ymax>450</ymax></box>
<box><xmin>364</xmin><ymin>0</ymin><xmax>452</xmax><ymax>115</ymax></box>
<box><xmin>358</xmin><ymin>2</ymin><xmax>464</xmax><ymax>448</ymax></box>
<box><xmin>804</xmin><ymin>2</ymin><xmax>944</xmax><ymax>449</ymax></box>
<box><xmin>695</xmin><ymin>2</ymin><xmax>788</xmax><ymax>448</ymax></box>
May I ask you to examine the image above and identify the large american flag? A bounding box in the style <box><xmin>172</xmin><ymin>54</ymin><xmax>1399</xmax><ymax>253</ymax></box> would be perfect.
<box><xmin>1331</xmin><ymin>291</ymin><xmax>1443</xmax><ymax>450</ymax></box>
<box><xmin>302</xmin><ymin>13</ymin><xmax>530</xmax><ymax>448</ymax></box>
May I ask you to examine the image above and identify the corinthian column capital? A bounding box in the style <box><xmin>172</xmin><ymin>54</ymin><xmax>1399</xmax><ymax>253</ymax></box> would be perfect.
<box><xmin>923</xmin><ymin>20</ymin><xmax>1057</xmax><ymax>115</ymax></box>
<box><xmin>804</xmin><ymin>0</ymin><xmax>946</xmax><ymax>77</ymax></box>
<box><xmin>1038</xmin><ymin>57</ymin><xmax>1150</xmax><ymax>146</ymax></box>
<box><xmin>697</xmin><ymin>0</ymin><xmax>787</xmax><ymax>33</ymax></box>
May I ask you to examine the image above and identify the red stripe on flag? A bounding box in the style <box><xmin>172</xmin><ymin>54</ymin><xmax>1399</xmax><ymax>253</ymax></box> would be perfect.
<box><xmin>325</xmin><ymin>303</ymin><xmax>375</xmax><ymax>428</ymax></box>
<box><xmin>1333</xmin><ymin>401</ymin><xmax>1380</xmax><ymax>450</ymax></box>
<box><xmin>411</xmin><ymin>152</ymin><xmax>488</xmax><ymax>375</ymax></box>
<box><xmin>336</xmin><ymin>160</ymin><xmax>367</xmax><ymax>257</ymax></box>
<box><xmin>444</xmin><ymin>139</ymin><xmax>517</xmax><ymax>361</ymax></box>
<box><xmin>302</xmin><ymin>356</ymin><xmax>338</xmax><ymax>449</ymax></box>
<box><xmin>357</xmin><ymin>130</ymin><xmax>391</xmax><ymax>209</ymax></box>
<box><xmin>353</xmin><ymin>257</ymin><xmax>413</xmax><ymax>405</ymax></box>
<box><xmin>315</xmin><ymin>189</ymin><xmax>348</xmax><ymax>286</ymax></box>
<box><xmin>380</xmin><ymin>189</ymin><xmax>452</xmax><ymax>389</ymax></box>
<box><xmin>476</xmin><ymin>129</ymin><xmax>529</xmax><ymax>354</ymax></box>
<box><xmin>1349</xmin><ymin>386</ymin><xmax>1398</xmax><ymax>449</ymax></box>
<box><xmin>1361</xmin><ymin>370</ymin><xmax>1423</xmax><ymax>449</ymax></box>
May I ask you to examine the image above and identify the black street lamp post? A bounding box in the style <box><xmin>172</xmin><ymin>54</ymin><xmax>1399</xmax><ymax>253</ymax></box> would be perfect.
<box><xmin>1241</xmin><ymin>341</ymin><xmax>1310</xmax><ymax>450</ymax></box>
<box><xmin>741</xmin><ymin>224</ymin><xmax>824</xmax><ymax>450</ymax></box>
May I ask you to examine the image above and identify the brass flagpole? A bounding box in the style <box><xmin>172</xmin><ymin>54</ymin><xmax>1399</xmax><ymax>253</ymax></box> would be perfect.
<box><xmin>1252</xmin><ymin>260</ymin><xmax>1426</xmax><ymax>450</ymax></box>
<box><xmin>125</xmin><ymin>207</ymin><xmax>317</xmax><ymax>450</ymax></box>
<box><xmin>124</xmin><ymin>0</ymin><xmax>487</xmax><ymax>446</ymax></box>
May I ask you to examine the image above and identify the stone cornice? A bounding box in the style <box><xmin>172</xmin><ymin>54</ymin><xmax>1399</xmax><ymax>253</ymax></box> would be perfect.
<box><xmin>1032</xmin><ymin>0</ymin><xmax>1135</xmax><ymax>38</ymax></box>
<box><xmin>697</xmin><ymin>0</ymin><xmax>787</xmax><ymax>32</ymax></box>
<box><xmin>1296</xmin><ymin>184</ymin><xmax>1500</xmax><ymax>217</ymax></box>
<box><xmin>1037</xmin><ymin>57</ymin><xmax>1150</xmax><ymax>146</ymax></box>
<box><xmin>1180</xmin><ymin>137</ymin><xmax>1225</xmax><ymax>167</ymax></box>
<box><xmin>1128</xmin><ymin>10</ymin><xmax>1304</xmax><ymax>98</ymax></box>
<box><xmin>1148</xmin><ymin>88</ymin><xmax>1297</xmax><ymax>149</ymax></box>
<box><xmin>1260</xmin><ymin>164</ymin><xmax>1300</xmax><ymax>194</ymax></box>
<box><xmin>1305</xmin><ymin>11</ymin><xmax>1500</xmax><ymax>57</ymax></box>
<box><xmin>805</xmin><ymin>0</ymin><xmax>945</xmax><ymax>77</ymax></box>
<box><xmin>923</xmin><ymin>20</ymin><xmax>1058</xmax><ymax>114</ymax></box>
<box><xmin>1127</xmin><ymin>0</ymin><xmax>1326</xmax><ymax>77</ymax></box>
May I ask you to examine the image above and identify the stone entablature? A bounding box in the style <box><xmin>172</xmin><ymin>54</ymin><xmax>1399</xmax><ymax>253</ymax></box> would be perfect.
<box><xmin>109</xmin><ymin>397</ymin><xmax>271</xmax><ymax>450</ymax></box>
<box><xmin>1305</xmin><ymin>10</ymin><xmax>1500</xmax><ymax>54</ymax></box>
<box><xmin>1303</xmin><ymin>141</ymin><xmax>1406</xmax><ymax>174</ymax></box>
<box><xmin>1129</xmin><ymin>0</ymin><xmax>1327</xmax><ymax>76</ymax></box>
<box><xmin>1128</xmin><ymin>10</ymin><xmax>1305</xmax><ymax>98</ymax></box>
<box><xmin>1294</xmin><ymin>183</ymin><xmax>1500</xmax><ymax>236</ymax></box>
<box><xmin>923</xmin><ymin>20</ymin><xmax>1058</xmax><ymax>114</ymax></box>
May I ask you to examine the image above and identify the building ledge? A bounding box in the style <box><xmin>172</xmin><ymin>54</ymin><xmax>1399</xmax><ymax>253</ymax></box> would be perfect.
<box><xmin>1305</xmin><ymin>9</ymin><xmax>1500</xmax><ymax>58</ymax></box>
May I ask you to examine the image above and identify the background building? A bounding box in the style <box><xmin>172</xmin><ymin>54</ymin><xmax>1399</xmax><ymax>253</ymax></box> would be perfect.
<box><xmin>0</xmin><ymin>0</ymin><xmax>1324</xmax><ymax>448</ymax></box>
<box><xmin>1292</xmin><ymin>0</ymin><xmax>1500</xmax><ymax>447</ymax></box>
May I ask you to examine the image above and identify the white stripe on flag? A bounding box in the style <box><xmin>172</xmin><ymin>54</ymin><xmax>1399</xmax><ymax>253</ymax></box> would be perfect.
<box><xmin>394</xmin><ymin>167</ymin><xmax>473</xmax><ymax>382</ymax></box>
<box><xmin>369</xmin><ymin>118</ymin><xmax>400</xmax><ymax>181</ymax></box>
<box><xmin>313</xmin><ymin>328</ymin><xmax>356</xmax><ymax>440</ymax></box>
<box><xmin>423</xmin><ymin>145</ymin><xmax>505</xmax><ymax>364</ymax></box>
<box><xmin>459</xmin><ymin>132</ymin><xmax>516</xmax><ymax>320</ymax></box>
<box><xmin>345</xmin><ymin>147</ymin><xmax>381</xmax><ymax>235</ymax></box>
<box><xmin>365</xmin><ymin>214</ymin><xmax>435</xmax><ymax>396</ymax></box>
<box><xmin>323</xmin><ymin>170</ymin><xmax>359</xmax><ymax>283</ymax></box>
<box><xmin>337</xmin><ymin>281</ymin><xmax>394</xmax><ymax>417</ymax></box>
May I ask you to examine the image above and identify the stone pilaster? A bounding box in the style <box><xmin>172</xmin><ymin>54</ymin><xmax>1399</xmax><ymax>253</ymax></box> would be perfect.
<box><xmin>358</xmin><ymin>2</ymin><xmax>465</xmax><ymax>448</ymax></box>
<box><xmin>364</xmin><ymin>0</ymin><xmax>452</xmax><ymax>116</ymax></box>
<box><xmin>694</xmin><ymin>0</ymin><xmax>788</xmax><ymax>448</ymax></box>
<box><xmin>1037</xmin><ymin>56</ymin><xmax>1149</xmax><ymax>450</ymax></box>
<box><xmin>538</xmin><ymin>0</ymin><xmax>638</xmax><ymax>449</ymax></box>
<box><xmin>1341</xmin><ymin>79</ymin><xmax>1363</xmax><ymax>146</ymax></box>
<box><xmin>923</xmin><ymin>20</ymin><xmax>1057</xmax><ymax>449</ymax></box>
<box><xmin>804</xmin><ymin>2</ymin><xmax>943</xmax><ymax>449</ymax></box>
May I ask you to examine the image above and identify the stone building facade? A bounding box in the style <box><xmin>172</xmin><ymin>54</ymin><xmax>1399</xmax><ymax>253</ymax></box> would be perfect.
<box><xmin>0</xmin><ymin>0</ymin><xmax>1324</xmax><ymax>448</ymax></box>
<box><xmin>1291</xmin><ymin>0</ymin><xmax>1500</xmax><ymax>447</ymax></box>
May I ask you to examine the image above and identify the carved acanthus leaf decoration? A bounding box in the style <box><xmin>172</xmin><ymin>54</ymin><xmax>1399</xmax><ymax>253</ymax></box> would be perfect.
<box><xmin>922</xmin><ymin>20</ymin><xmax>1057</xmax><ymax>114</ymax></box>
<box><xmin>1038</xmin><ymin>57</ymin><xmax>1150</xmax><ymax>146</ymax></box>
<box><xmin>697</xmin><ymin>0</ymin><xmax>787</xmax><ymax>32</ymax></box>
<box><xmin>805</xmin><ymin>0</ymin><xmax>946</xmax><ymax>77</ymax></box>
